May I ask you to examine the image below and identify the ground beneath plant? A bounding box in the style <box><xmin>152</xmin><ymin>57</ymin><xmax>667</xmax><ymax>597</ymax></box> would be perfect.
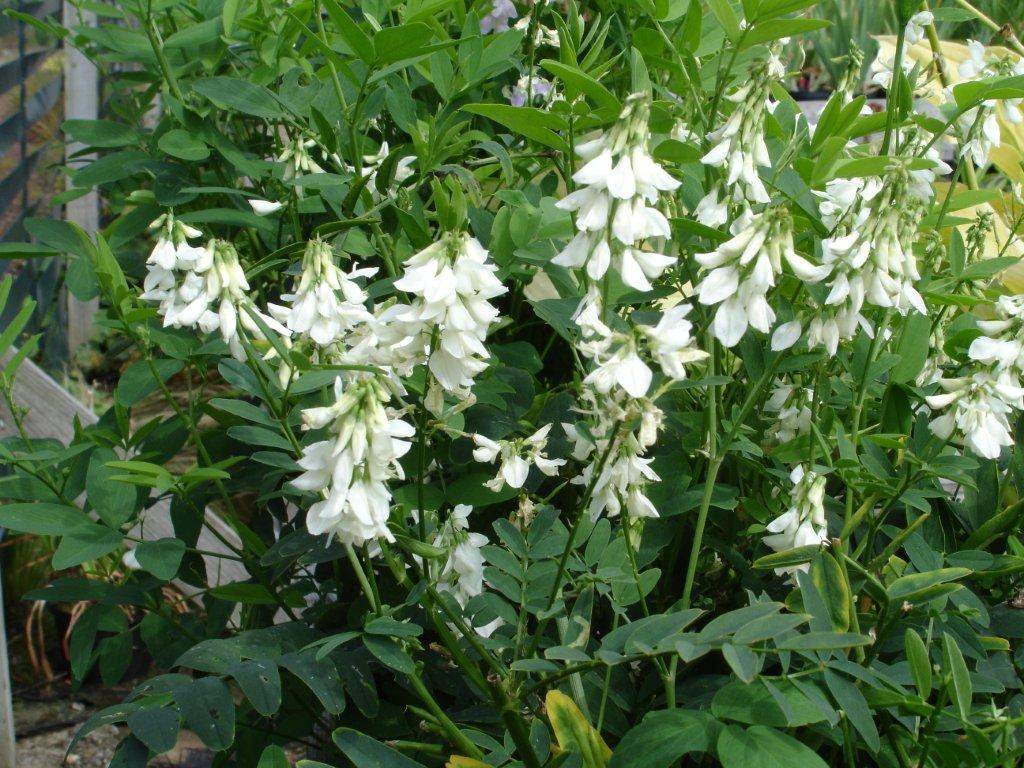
<box><xmin>14</xmin><ymin>682</ymin><xmax>304</xmax><ymax>767</ymax></box>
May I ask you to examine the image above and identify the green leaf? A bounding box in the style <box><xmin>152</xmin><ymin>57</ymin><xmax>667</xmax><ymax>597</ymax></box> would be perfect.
<box><xmin>164</xmin><ymin>17</ymin><xmax>222</xmax><ymax>48</ymax></box>
<box><xmin>322</xmin><ymin>0</ymin><xmax>375</xmax><ymax>63</ymax></box>
<box><xmin>890</xmin><ymin>313</ymin><xmax>932</xmax><ymax>384</ymax></box>
<box><xmin>462</xmin><ymin>104</ymin><xmax>569</xmax><ymax>152</ymax></box>
<box><xmin>227</xmin><ymin>425</ymin><xmax>293</xmax><ymax>451</ymax></box>
<box><xmin>942</xmin><ymin>632</ymin><xmax>972</xmax><ymax>719</ymax></box>
<box><xmin>905</xmin><ymin>629</ymin><xmax>932</xmax><ymax>700</ymax></box>
<box><xmin>753</xmin><ymin>545</ymin><xmax>820</xmax><ymax>570</ymax></box>
<box><xmin>776</xmin><ymin>632</ymin><xmax>871</xmax><ymax>650</ymax></box>
<box><xmin>231</xmin><ymin>659</ymin><xmax>282</xmax><ymax>716</ymax></box>
<box><xmin>126</xmin><ymin>707</ymin><xmax>179</xmax><ymax>754</ymax></box>
<box><xmin>134</xmin><ymin>538</ymin><xmax>186</xmax><ymax>580</ymax></box>
<box><xmin>362</xmin><ymin>635</ymin><xmax>415</xmax><ymax>674</ymax></box>
<box><xmin>373</xmin><ymin>23</ymin><xmax>434</xmax><ymax>64</ymax></box>
<box><xmin>281</xmin><ymin>652</ymin><xmax>346</xmax><ymax>714</ymax></box>
<box><xmin>177</xmin><ymin>677</ymin><xmax>235</xmax><ymax>751</ymax></box>
<box><xmin>53</xmin><ymin>524</ymin><xmax>123</xmax><ymax>569</ymax></box>
<box><xmin>721</xmin><ymin>643</ymin><xmax>760</xmax><ymax>683</ymax></box>
<box><xmin>711</xmin><ymin>680</ymin><xmax>827</xmax><ymax>727</ymax></box>
<box><xmin>115</xmin><ymin>359</ymin><xmax>184</xmax><ymax>407</ymax></box>
<box><xmin>706</xmin><ymin>0</ymin><xmax>741</xmax><ymax>41</ymax></box>
<box><xmin>610</xmin><ymin>709</ymin><xmax>718</xmax><ymax>768</ymax></box>
<box><xmin>158</xmin><ymin>129</ymin><xmax>210</xmax><ymax>161</ymax></box>
<box><xmin>952</xmin><ymin>75</ymin><xmax>1024</xmax><ymax>112</ymax></box>
<box><xmin>886</xmin><ymin>567</ymin><xmax>970</xmax><ymax>603</ymax></box>
<box><xmin>0</xmin><ymin>503</ymin><xmax>88</xmax><ymax>535</ymax></box>
<box><xmin>810</xmin><ymin>552</ymin><xmax>851</xmax><ymax>632</ymax></box>
<box><xmin>63</xmin><ymin>119</ymin><xmax>141</xmax><ymax>148</ymax></box>
<box><xmin>540</xmin><ymin>59</ymin><xmax>621</xmax><ymax>116</ymax></box>
<box><xmin>192</xmin><ymin>77</ymin><xmax>286</xmax><ymax>119</ymax></box>
<box><xmin>738</xmin><ymin>18</ymin><xmax>829</xmax><ymax>49</ymax></box>
<box><xmin>222</xmin><ymin>0</ymin><xmax>242</xmax><ymax>36</ymax></box>
<box><xmin>88</xmin><ymin>447</ymin><xmax>137</xmax><ymax>527</ymax></box>
<box><xmin>823</xmin><ymin>669</ymin><xmax>880</xmax><ymax>753</ymax></box>
<box><xmin>332</xmin><ymin>728</ymin><xmax>427</xmax><ymax>768</ymax></box>
<box><xmin>0</xmin><ymin>242</ymin><xmax>58</xmax><ymax>259</ymax></box>
<box><xmin>716</xmin><ymin>725</ymin><xmax>828</xmax><ymax>768</ymax></box>
<box><xmin>258</xmin><ymin>745</ymin><xmax>290</xmax><ymax>768</ymax></box>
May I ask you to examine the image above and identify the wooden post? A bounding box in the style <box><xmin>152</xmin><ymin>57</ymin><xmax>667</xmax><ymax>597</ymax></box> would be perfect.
<box><xmin>0</xmin><ymin>562</ymin><xmax>14</xmax><ymax>768</ymax></box>
<box><xmin>62</xmin><ymin>2</ymin><xmax>100</xmax><ymax>353</ymax></box>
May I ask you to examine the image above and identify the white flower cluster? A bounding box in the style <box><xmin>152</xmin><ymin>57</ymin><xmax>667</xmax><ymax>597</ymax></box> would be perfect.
<box><xmin>566</xmin><ymin>393</ymin><xmax>664</xmax><ymax>520</ymax></box>
<box><xmin>696</xmin><ymin>207</ymin><xmax>828</xmax><ymax>348</ymax></box>
<box><xmin>282</xmin><ymin>238</ymin><xmax>377</xmax><ymax>346</ymax></box>
<box><xmin>697</xmin><ymin>47</ymin><xmax>786</xmax><ymax>224</ymax></box>
<box><xmin>141</xmin><ymin>216</ymin><xmax>287</xmax><ymax>359</ymax></box>
<box><xmin>762</xmin><ymin>465</ymin><xmax>828</xmax><ymax>578</ymax></box>
<box><xmin>550</xmin><ymin>95</ymin><xmax>707</xmax><ymax>523</ymax></box>
<box><xmin>471</xmin><ymin>424</ymin><xmax>565</xmax><ymax>491</ymax></box>
<box><xmin>344</xmin><ymin>141</ymin><xmax>416</xmax><ymax>199</ymax></box>
<box><xmin>765</xmin><ymin>379</ymin><xmax>813</xmax><ymax>444</ymax></box>
<box><xmin>928</xmin><ymin>294</ymin><xmax>1024</xmax><ymax>459</ymax></box>
<box><xmin>391</xmin><ymin>231</ymin><xmax>507</xmax><ymax>396</ymax></box>
<box><xmin>279</xmin><ymin>136</ymin><xmax>325</xmax><ymax>195</ymax></box>
<box><xmin>433</xmin><ymin>504</ymin><xmax>502</xmax><ymax>637</ymax></box>
<box><xmin>554</xmin><ymin>94</ymin><xmax>679</xmax><ymax>323</ymax></box>
<box><xmin>580</xmin><ymin>305</ymin><xmax>708</xmax><ymax>398</ymax></box>
<box><xmin>793</xmin><ymin>163</ymin><xmax>930</xmax><ymax>355</ymax></box>
<box><xmin>293</xmin><ymin>376</ymin><xmax>414</xmax><ymax>545</ymax></box>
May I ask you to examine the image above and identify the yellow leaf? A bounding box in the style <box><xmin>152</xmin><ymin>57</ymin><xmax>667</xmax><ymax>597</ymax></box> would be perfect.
<box><xmin>933</xmin><ymin>181</ymin><xmax>1024</xmax><ymax>290</ymax></box>
<box><xmin>545</xmin><ymin>690</ymin><xmax>612</xmax><ymax>768</ymax></box>
<box><xmin>446</xmin><ymin>757</ymin><xmax>490</xmax><ymax>768</ymax></box>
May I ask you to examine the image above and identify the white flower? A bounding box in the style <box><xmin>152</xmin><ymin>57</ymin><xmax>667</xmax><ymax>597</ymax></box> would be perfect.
<box><xmin>576</xmin><ymin>432</ymin><xmax>660</xmax><ymax>520</ymax></box>
<box><xmin>282</xmin><ymin>238</ymin><xmax>376</xmax><ymax>346</ymax></box>
<box><xmin>904</xmin><ymin>11</ymin><xmax>933</xmax><ymax>45</ymax></box>
<box><xmin>765</xmin><ymin>380</ymin><xmax>812</xmax><ymax>443</ymax></box>
<box><xmin>638</xmin><ymin>304</ymin><xmax>708</xmax><ymax>381</ymax></box>
<box><xmin>762</xmin><ymin>465</ymin><xmax>828</xmax><ymax>578</ymax></box>
<box><xmin>249</xmin><ymin>199</ymin><xmax>283</xmax><ymax>216</ymax></box>
<box><xmin>581</xmin><ymin>334</ymin><xmax>653</xmax><ymax>399</ymax></box>
<box><xmin>696</xmin><ymin>207</ymin><xmax>828</xmax><ymax>347</ymax></box>
<box><xmin>927</xmin><ymin>373</ymin><xmax>1024</xmax><ymax>459</ymax></box>
<box><xmin>294</xmin><ymin>375</ymin><xmax>414</xmax><ymax>546</ymax></box>
<box><xmin>278</xmin><ymin>136</ymin><xmax>325</xmax><ymax>195</ymax></box>
<box><xmin>433</xmin><ymin>504</ymin><xmax>502</xmax><ymax>637</ymax></box>
<box><xmin>958</xmin><ymin>40</ymin><xmax>989</xmax><ymax>80</ymax></box>
<box><xmin>869</xmin><ymin>52</ymin><xmax>914</xmax><ymax>91</ymax></box>
<box><xmin>554</xmin><ymin>95</ymin><xmax>680</xmax><ymax>330</ymax></box>
<box><xmin>512</xmin><ymin>15</ymin><xmax>560</xmax><ymax>48</ymax></box>
<box><xmin>958</xmin><ymin>105</ymin><xmax>1001</xmax><ymax>167</ymax></box>
<box><xmin>392</xmin><ymin>231</ymin><xmax>507</xmax><ymax>395</ymax></box>
<box><xmin>701</xmin><ymin>48</ymin><xmax>785</xmax><ymax>206</ymax></box>
<box><xmin>472</xmin><ymin>424</ymin><xmax>565</xmax><ymax>492</ymax></box>
<box><xmin>807</xmin><ymin>161</ymin><xmax>928</xmax><ymax>355</ymax></box>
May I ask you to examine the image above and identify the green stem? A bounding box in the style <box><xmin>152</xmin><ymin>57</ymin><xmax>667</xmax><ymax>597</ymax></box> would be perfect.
<box><xmin>406</xmin><ymin>671</ymin><xmax>485</xmax><ymax>760</ymax></box>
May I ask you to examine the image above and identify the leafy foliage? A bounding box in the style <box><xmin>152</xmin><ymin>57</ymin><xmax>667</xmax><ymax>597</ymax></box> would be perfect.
<box><xmin>3</xmin><ymin>1</ymin><xmax>1024</xmax><ymax>767</ymax></box>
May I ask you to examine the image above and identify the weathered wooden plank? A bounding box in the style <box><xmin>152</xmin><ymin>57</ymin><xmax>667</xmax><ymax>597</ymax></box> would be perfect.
<box><xmin>62</xmin><ymin>2</ymin><xmax>100</xmax><ymax>352</ymax></box>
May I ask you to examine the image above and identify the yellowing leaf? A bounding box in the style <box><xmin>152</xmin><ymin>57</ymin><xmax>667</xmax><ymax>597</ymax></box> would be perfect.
<box><xmin>546</xmin><ymin>690</ymin><xmax>612</xmax><ymax>768</ymax></box>
<box><xmin>446</xmin><ymin>757</ymin><xmax>490</xmax><ymax>768</ymax></box>
<box><xmin>933</xmin><ymin>182</ymin><xmax>1024</xmax><ymax>290</ymax></box>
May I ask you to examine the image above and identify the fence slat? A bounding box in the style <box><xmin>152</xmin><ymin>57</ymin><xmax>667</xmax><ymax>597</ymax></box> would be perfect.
<box><xmin>61</xmin><ymin>2</ymin><xmax>99</xmax><ymax>352</ymax></box>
